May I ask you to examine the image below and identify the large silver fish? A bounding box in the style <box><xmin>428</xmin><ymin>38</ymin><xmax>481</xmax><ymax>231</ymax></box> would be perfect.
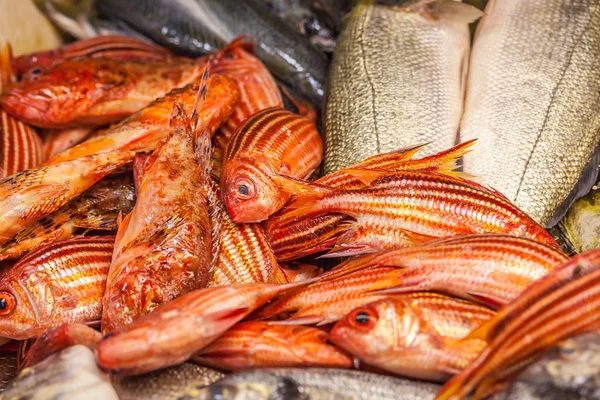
<box><xmin>460</xmin><ymin>0</ymin><xmax>600</xmax><ymax>226</ymax></box>
<box><xmin>323</xmin><ymin>0</ymin><xmax>482</xmax><ymax>174</ymax></box>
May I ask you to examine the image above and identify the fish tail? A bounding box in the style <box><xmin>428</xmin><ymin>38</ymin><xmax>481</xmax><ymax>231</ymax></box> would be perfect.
<box><xmin>399</xmin><ymin>0</ymin><xmax>483</xmax><ymax>24</ymax></box>
<box><xmin>213</xmin><ymin>36</ymin><xmax>255</xmax><ymax>61</ymax></box>
<box><xmin>426</xmin><ymin>139</ymin><xmax>477</xmax><ymax>179</ymax></box>
<box><xmin>280</xmin><ymin>86</ymin><xmax>317</xmax><ymax>122</ymax></box>
<box><xmin>272</xmin><ymin>176</ymin><xmax>334</xmax><ymax>219</ymax></box>
<box><xmin>0</xmin><ymin>41</ymin><xmax>16</xmax><ymax>90</ymax></box>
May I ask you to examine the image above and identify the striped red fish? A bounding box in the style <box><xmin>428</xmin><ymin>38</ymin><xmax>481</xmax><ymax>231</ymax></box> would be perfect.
<box><xmin>193</xmin><ymin>322</ymin><xmax>352</xmax><ymax>371</ymax></box>
<box><xmin>221</xmin><ymin>106</ymin><xmax>322</xmax><ymax>223</ymax></box>
<box><xmin>211</xmin><ymin>37</ymin><xmax>283</xmax><ymax>150</ymax></box>
<box><xmin>0</xmin><ymin>236</ymin><xmax>113</xmax><ymax>340</ymax></box>
<box><xmin>436</xmin><ymin>249</ymin><xmax>600</xmax><ymax>400</ymax></box>
<box><xmin>264</xmin><ymin>141</ymin><xmax>476</xmax><ymax>261</ymax></box>
<box><xmin>12</xmin><ymin>35</ymin><xmax>172</xmax><ymax>77</ymax></box>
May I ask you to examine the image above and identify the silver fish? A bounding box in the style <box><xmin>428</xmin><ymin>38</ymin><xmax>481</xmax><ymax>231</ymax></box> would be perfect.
<box><xmin>460</xmin><ymin>0</ymin><xmax>600</xmax><ymax>226</ymax></box>
<box><xmin>1</xmin><ymin>345</ymin><xmax>118</xmax><ymax>400</ymax></box>
<box><xmin>194</xmin><ymin>368</ymin><xmax>440</xmax><ymax>400</ymax></box>
<box><xmin>323</xmin><ymin>0</ymin><xmax>482</xmax><ymax>173</ymax></box>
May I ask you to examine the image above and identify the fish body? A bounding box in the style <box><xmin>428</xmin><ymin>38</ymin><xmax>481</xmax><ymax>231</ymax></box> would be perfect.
<box><xmin>2</xmin><ymin>345</ymin><xmax>118</xmax><ymax>400</ymax></box>
<box><xmin>96</xmin><ymin>0</ymin><xmax>329</xmax><ymax>104</ymax></box>
<box><xmin>193</xmin><ymin>322</ymin><xmax>352</xmax><ymax>370</ymax></box>
<box><xmin>0</xmin><ymin>236</ymin><xmax>113</xmax><ymax>340</ymax></box>
<box><xmin>1</xmin><ymin>56</ymin><xmax>205</xmax><ymax>129</ymax></box>
<box><xmin>460</xmin><ymin>0</ymin><xmax>600</xmax><ymax>226</ymax></box>
<box><xmin>0</xmin><ymin>173</ymin><xmax>135</xmax><ymax>261</ymax></box>
<box><xmin>330</xmin><ymin>297</ymin><xmax>487</xmax><ymax>382</ymax></box>
<box><xmin>96</xmin><ymin>282</ymin><xmax>306</xmax><ymax>375</ymax></box>
<box><xmin>102</xmin><ymin>96</ymin><xmax>213</xmax><ymax>333</ymax></box>
<box><xmin>221</xmin><ymin>107</ymin><xmax>322</xmax><ymax>223</ymax></box>
<box><xmin>41</xmin><ymin>127</ymin><xmax>96</xmax><ymax>160</ymax></box>
<box><xmin>46</xmin><ymin>75</ymin><xmax>239</xmax><ymax>164</ymax></box>
<box><xmin>0</xmin><ymin>150</ymin><xmax>133</xmax><ymax>245</ymax></box>
<box><xmin>323</xmin><ymin>0</ymin><xmax>481</xmax><ymax>173</ymax></box>
<box><xmin>196</xmin><ymin>368</ymin><xmax>440</xmax><ymax>400</ymax></box>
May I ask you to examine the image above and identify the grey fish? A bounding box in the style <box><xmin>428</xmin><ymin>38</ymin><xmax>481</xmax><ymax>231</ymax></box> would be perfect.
<box><xmin>459</xmin><ymin>0</ymin><xmax>600</xmax><ymax>226</ymax></box>
<box><xmin>323</xmin><ymin>0</ymin><xmax>482</xmax><ymax>174</ymax></box>
<box><xmin>95</xmin><ymin>0</ymin><xmax>329</xmax><ymax>104</ymax></box>
<box><xmin>1</xmin><ymin>345</ymin><xmax>118</xmax><ymax>400</ymax></box>
<box><xmin>495</xmin><ymin>332</ymin><xmax>600</xmax><ymax>400</ymax></box>
<box><xmin>193</xmin><ymin>368</ymin><xmax>439</xmax><ymax>400</ymax></box>
<box><xmin>112</xmin><ymin>363</ymin><xmax>224</xmax><ymax>400</ymax></box>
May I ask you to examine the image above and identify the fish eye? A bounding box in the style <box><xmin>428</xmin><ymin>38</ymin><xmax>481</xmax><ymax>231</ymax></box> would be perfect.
<box><xmin>235</xmin><ymin>178</ymin><xmax>255</xmax><ymax>199</ymax></box>
<box><xmin>0</xmin><ymin>291</ymin><xmax>16</xmax><ymax>316</ymax></box>
<box><xmin>348</xmin><ymin>308</ymin><xmax>377</xmax><ymax>329</ymax></box>
<box><xmin>29</xmin><ymin>68</ymin><xmax>42</xmax><ymax>76</ymax></box>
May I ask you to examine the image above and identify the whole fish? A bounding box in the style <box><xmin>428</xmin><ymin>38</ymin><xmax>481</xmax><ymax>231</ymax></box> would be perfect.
<box><xmin>0</xmin><ymin>150</ymin><xmax>133</xmax><ymax>246</ymax></box>
<box><xmin>221</xmin><ymin>106</ymin><xmax>322</xmax><ymax>223</ymax></box>
<box><xmin>323</xmin><ymin>0</ymin><xmax>482</xmax><ymax>173</ymax></box>
<box><xmin>436</xmin><ymin>249</ymin><xmax>600</xmax><ymax>400</ymax></box>
<box><xmin>459</xmin><ymin>0</ymin><xmax>600</xmax><ymax>226</ymax></box>
<box><xmin>102</xmin><ymin>86</ymin><xmax>213</xmax><ymax>333</ymax></box>
<box><xmin>330</xmin><ymin>297</ymin><xmax>487</xmax><ymax>382</ymax></box>
<box><xmin>2</xmin><ymin>345</ymin><xmax>119</xmax><ymax>400</ymax></box>
<box><xmin>195</xmin><ymin>368</ymin><xmax>440</xmax><ymax>400</ymax></box>
<box><xmin>0</xmin><ymin>173</ymin><xmax>135</xmax><ymax>261</ymax></box>
<box><xmin>0</xmin><ymin>56</ymin><xmax>206</xmax><ymax>129</ymax></box>
<box><xmin>41</xmin><ymin>127</ymin><xmax>96</xmax><ymax>160</ymax></box>
<box><xmin>0</xmin><ymin>236</ymin><xmax>113</xmax><ymax>340</ymax></box>
<box><xmin>45</xmin><ymin>74</ymin><xmax>239</xmax><ymax>164</ymax></box>
<box><xmin>193</xmin><ymin>322</ymin><xmax>352</xmax><ymax>370</ymax></box>
<box><xmin>96</xmin><ymin>0</ymin><xmax>329</xmax><ymax>104</ymax></box>
<box><xmin>331</xmin><ymin>234</ymin><xmax>567</xmax><ymax>308</ymax></box>
<box><xmin>265</xmin><ymin>141</ymin><xmax>474</xmax><ymax>261</ymax></box>
<box><xmin>273</xmin><ymin>169</ymin><xmax>559</xmax><ymax>257</ymax></box>
<box><xmin>96</xmin><ymin>281</ymin><xmax>308</xmax><ymax>375</ymax></box>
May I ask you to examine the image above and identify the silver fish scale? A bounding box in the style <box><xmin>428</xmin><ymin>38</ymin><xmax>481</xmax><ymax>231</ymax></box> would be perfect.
<box><xmin>460</xmin><ymin>0</ymin><xmax>600</xmax><ymax>225</ymax></box>
<box><xmin>324</xmin><ymin>3</ymin><xmax>470</xmax><ymax>174</ymax></box>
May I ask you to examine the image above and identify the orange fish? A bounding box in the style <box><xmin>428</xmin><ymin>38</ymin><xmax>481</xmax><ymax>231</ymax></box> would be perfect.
<box><xmin>41</xmin><ymin>127</ymin><xmax>96</xmax><ymax>160</ymax></box>
<box><xmin>102</xmin><ymin>77</ymin><xmax>214</xmax><ymax>333</ymax></box>
<box><xmin>328</xmin><ymin>234</ymin><xmax>567</xmax><ymax>308</ymax></box>
<box><xmin>0</xmin><ymin>236</ymin><xmax>113</xmax><ymax>340</ymax></box>
<box><xmin>193</xmin><ymin>322</ymin><xmax>352</xmax><ymax>371</ymax></box>
<box><xmin>221</xmin><ymin>104</ymin><xmax>322</xmax><ymax>223</ymax></box>
<box><xmin>264</xmin><ymin>141</ymin><xmax>476</xmax><ymax>261</ymax></box>
<box><xmin>96</xmin><ymin>281</ymin><xmax>308</xmax><ymax>375</ymax></box>
<box><xmin>330</xmin><ymin>297</ymin><xmax>488</xmax><ymax>382</ymax></box>
<box><xmin>436</xmin><ymin>249</ymin><xmax>600</xmax><ymax>400</ymax></box>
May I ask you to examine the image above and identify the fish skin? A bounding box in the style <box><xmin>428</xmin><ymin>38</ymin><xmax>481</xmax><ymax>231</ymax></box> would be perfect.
<box><xmin>0</xmin><ymin>173</ymin><xmax>135</xmax><ymax>261</ymax></box>
<box><xmin>436</xmin><ymin>248</ymin><xmax>600</xmax><ymax>400</ymax></box>
<box><xmin>221</xmin><ymin>107</ymin><xmax>322</xmax><ymax>223</ymax></box>
<box><xmin>273</xmin><ymin>170</ymin><xmax>559</xmax><ymax>256</ymax></box>
<box><xmin>280</xmin><ymin>261</ymin><xmax>323</xmax><ymax>282</ymax></box>
<box><xmin>323</xmin><ymin>0</ymin><xmax>481</xmax><ymax>174</ymax></box>
<box><xmin>96</xmin><ymin>281</ymin><xmax>307</xmax><ymax>375</ymax></box>
<box><xmin>2</xmin><ymin>345</ymin><xmax>119</xmax><ymax>400</ymax></box>
<box><xmin>331</xmin><ymin>234</ymin><xmax>567</xmax><ymax>308</ymax></box>
<box><xmin>96</xmin><ymin>0</ymin><xmax>329</xmax><ymax>105</ymax></box>
<box><xmin>330</xmin><ymin>297</ymin><xmax>487</xmax><ymax>382</ymax></box>
<box><xmin>45</xmin><ymin>74</ymin><xmax>239</xmax><ymax>164</ymax></box>
<box><xmin>41</xmin><ymin>127</ymin><xmax>96</xmax><ymax>160</ymax></box>
<box><xmin>0</xmin><ymin>150</ymin><xmax>133</xmax><ymax>246</ymax></box>
<box><xmin>460</xmin><ymin>0</ymin><xmax>600</xmax><ymax>226</ymax></box>
<box><xmin>195</xmin><ymin>368</ymin><xmax>440</xmax><ymax>400</ymax></box>
<box><xmin>102</xmin><ymin>91</ymin><xmax>213</xmax><ymax>333</ymax></box>
<box><xmin>0</xmin><ymin>56</ymin><xmax>206</xmax><ymax>129</ymax></box>
<box><xmin>192</xmin><ymin>321</ymin><xmax>352</xmax><ymax>370</ymax></box>
<box><xmin>0</xmin><ymin>236</ymin><xmax>113</xmax><ymax>340</ymax></box>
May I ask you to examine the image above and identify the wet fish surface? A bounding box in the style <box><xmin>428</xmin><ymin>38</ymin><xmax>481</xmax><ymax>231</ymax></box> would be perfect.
<box><xmin>460</xmin><ymin>0</ymin><xmax>600</xmax><ymax>226</ymax></box>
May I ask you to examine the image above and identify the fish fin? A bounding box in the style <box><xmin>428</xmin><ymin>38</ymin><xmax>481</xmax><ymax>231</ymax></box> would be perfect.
<box><xmin>74</xmin><ymin>211</ymin><xmax>118</xmax><ymax>230</ymax></box>
<box><xmin>0</xmin><ymin>42</ymin><xmax>16</xmax><ymax>91</ymax></box>
<box><xmin>267</xmin><ymin>315</ymin><xmax>325</xmax><ymax>326</ymax></box>
<box><xmin>401</xmin><ymin>0</ymin><xmax>483</xmax><ymax>24</ymax></box>
<box><xmin>319</xmin><ymin>243</ymin><xmax>379</xmax><ymax>258</ymax></box>
<box><xmin>61</xmin><ymin>35</ymin><xmax>172</xmax><ymax>60</ymax></box>
<box><xmin>272</xmin><ymin>174</ymin><xmax>334</xmax><ymax>196</ymax></box>
<box><xmin>466</xmin><ymin>292</ymin><xmax>504</xmax><ymax>310</ymax></box>
<box><xmin>342</xmin><ymin>169</ymin><xmax>390</xmax><ymax>186</ymax></box>
<box><xmin>424</xmin><ymin>139</ymin><xmax>476</xmax><ymax>178</ymax></box>
<box><xmin>210</xmin><ymin>307</ymin><xmax>249</xmax><ymax>322</ymax></box>
<box><xmin>208</xmin><ymin>181</ymin><xmax>223</xmax><ymax>271</ymax></box>
<box><xmin>280</xmin><ymin>86</ymin><xmax>317</xmax><ymax>122</ymax></box>
<box><xmin>382</xmin><ymin>143</ymin><xmax>429</xmax><ymax>160</ymax></box>
<box><xmin>114</xmin><ymin>212</ymin><xmax>132</xmax><ymax>246</ymax></box>
<box><xmin>272</xmin><ymin>264</ymin><xmax>291</xmax><ymax>284</ymax></box>
<box><xmin>215</xmin><ymin>36</ymin><xmax>255</xmax><ymax>59</ymax></box>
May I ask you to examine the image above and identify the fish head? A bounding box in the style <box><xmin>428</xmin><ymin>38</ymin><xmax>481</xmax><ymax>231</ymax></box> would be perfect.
<box><xmin>0</xmin><ymin>281</ymin><xmax>46</xmax><ymax>340</ymax></box>
<box><xmin>220</xmin><ymin>158</ymin><xmax>287</xmax><ymax>223</ymax></box>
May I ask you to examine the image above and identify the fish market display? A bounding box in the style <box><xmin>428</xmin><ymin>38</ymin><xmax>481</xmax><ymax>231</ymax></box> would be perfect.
<box><xmin>196</xmin><ymin>368</ymin><xmax>440</xmax><ymax>400</ymax></box>
<box><xmin>437</xmin><ymin>248</ymin><xmax>600</xmax><ymax>399</ymax></box>
<box><xmin>0</xmin><ymin>173</ymin><xmax>135</xmax><ymax>261</ymax></box>
<box><xmin>221</xmin><ymin>106</ymin><xmax>322</xmax><ymax>223</ymax></box>
<box><xmin>0</xmin><ymin>236</ymin><xmax>113</xmax><ymax>340</ymax></box>
<box><xmin>2</xmin><ymin>345</ymin><xmax>118</xmax><ymax>400</ymax></box>
<box><xmin>96</xmin><ymin>0</ymin><xmax>329</xmax><ymax>104</ymax></box>
<box><xmin>193</xmin><ymin>322</ymin><xmax>352</xmax><ymax>370</ymax></box>
<box><xmin>323</xmin><ymin>0</ymin><xmax>482</xmax><ymax>173</ymax></box>
<box><xmin>460</xmin><ymin>0</ymin><xmax>600</xmax><ymax>226</ymax></box>
<box><xmin>102</xmin><ymin>88</ymin><xmax>213</xmax><ymax>333</ymax></box>
<box><xmin>330</xmin><ymin>297</ymin><xmax>487</xmax><ymax>382</ymax></box>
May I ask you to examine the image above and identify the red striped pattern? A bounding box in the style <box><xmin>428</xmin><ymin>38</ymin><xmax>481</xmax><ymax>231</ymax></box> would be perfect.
<box><xmin>0</xmin><ymin>110</ymin><xmax>43</xmax><ymax>178</ymax></box>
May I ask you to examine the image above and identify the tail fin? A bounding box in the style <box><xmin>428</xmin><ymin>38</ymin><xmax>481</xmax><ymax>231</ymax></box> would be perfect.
<box><xmin>280</xmin><ymin>87</ymin><xmax>317</xmax><ymax>122</ymax></box>
<box><xmin>213</xmin><ymin>36</ymin><xmax>255</xmax><ymax>61</ymax></box>
<box><xmin>0</xmin><ymin>42</ymin><xmax>16</xmax><ymax>92</ymax></box>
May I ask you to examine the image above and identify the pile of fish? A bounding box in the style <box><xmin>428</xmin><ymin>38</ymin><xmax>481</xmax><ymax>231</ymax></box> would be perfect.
<box><xmin>0</xmin><ymin>0</ymin><xmax>598</xmax><ymax>399</ymax></box>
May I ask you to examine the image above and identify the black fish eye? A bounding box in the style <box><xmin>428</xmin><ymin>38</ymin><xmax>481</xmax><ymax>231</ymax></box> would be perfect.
<box><xmin>30</xmin><ymin>68</ymin><xmax>42</xmax><ymax>76</ymax></box>
<box><xmin>238</xmin><ymin>184</ymin><xmax>249</xmax><ymax>196</ymax></box>
<box><xmin>354</xmin><ymin>311</ymin><xmax>371</xmax><ymax>325</ymax></box>
<box><xmin>0</xmin><ymin>298</ymin><xmax>6</xmax><ymax>311</ymax></box>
